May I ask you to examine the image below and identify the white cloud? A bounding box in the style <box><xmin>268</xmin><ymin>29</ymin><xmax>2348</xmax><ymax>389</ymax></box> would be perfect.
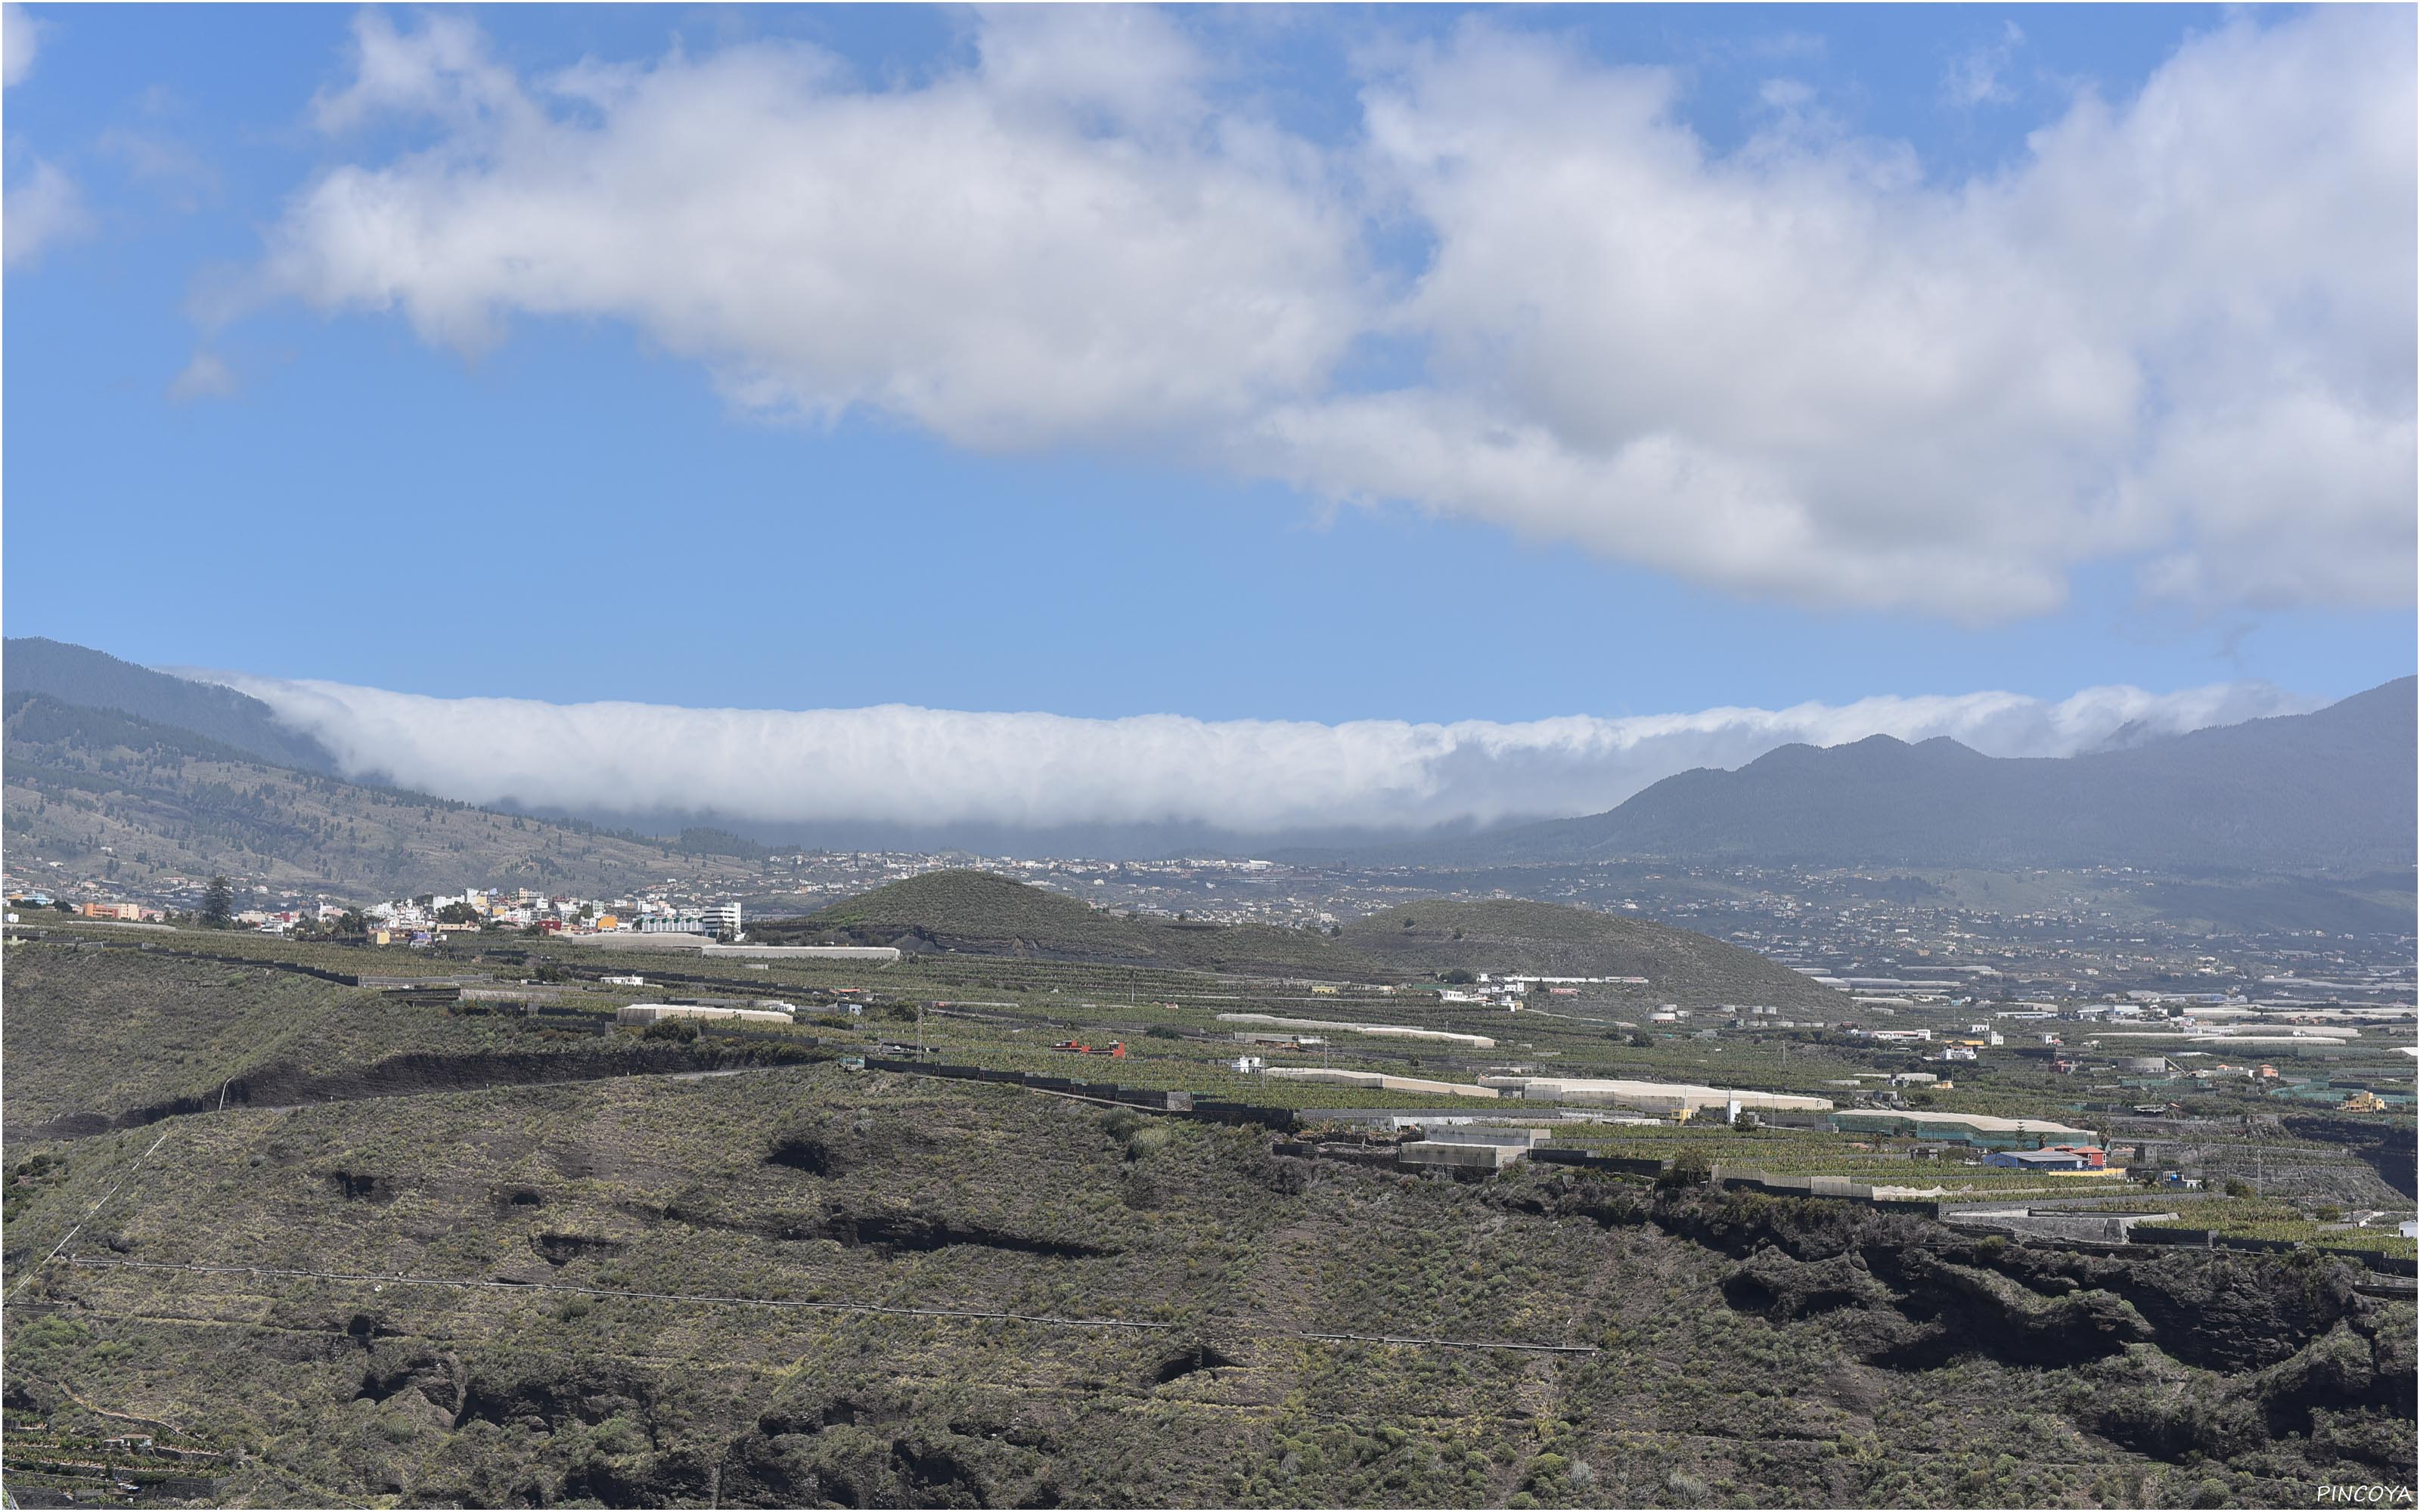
<box><xmin>4</xmin><ymin>6</ymin><xmax>87</xmax><ymax>275</ymax></box>
<box><xmin>258</xmin><ymin>9</ymin><xmax>1364</xmax><ymax>451</ymax></box>
<box><xmin>1303</xmin><ymin>11</ymin><xmax>2415</xmax><ymax>622</ymax></box>
<box><xmin>1944</xmin><ymin>21</ymin><xmax>2024</xmax><ymax>107</ymax></box>
<box><xmin>166</xmin><ymin>350</ymin><xmax>237</xmax><ymax>402</ymax></box>
<box><xmin>247</xmin><ymin>8</ymin><xmax>2415</xmax><ymax>620</ymax></box>
<box><xmin>196</xmin><ymin>671</ymin><xmax>2316</xmax><ymax>836</ymax></box>
<box><xmin>3</xmin><ymin>3</ymin><xmax>36</xmax><ymax>89</ymax></box>
<box><xmin>3</xmin><ymin>157</ymin><xmax>88</xmax><ymax>269</ymax></box>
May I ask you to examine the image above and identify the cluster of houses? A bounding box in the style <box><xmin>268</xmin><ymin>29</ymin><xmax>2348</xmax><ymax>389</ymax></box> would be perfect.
<box><xmin>11</xmin><ymin>883</ymin><xmax>751</xmax><ymax>946</ymax></box>
<box><xmin>337</xmin><ymin>890</ymin><xmax>745</xmax><ymax>944</ymax></box>
<box><xmin>2</xmin><ymin>890</ymin><xmax>163</xmax><ymax>922</ymax></box>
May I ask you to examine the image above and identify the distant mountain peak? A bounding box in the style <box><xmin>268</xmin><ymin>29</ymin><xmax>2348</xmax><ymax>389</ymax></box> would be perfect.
<box><xmin>1399</xmin><ymin>676</ymin><xmax>2415</xmax><ymax>874</ymax></box>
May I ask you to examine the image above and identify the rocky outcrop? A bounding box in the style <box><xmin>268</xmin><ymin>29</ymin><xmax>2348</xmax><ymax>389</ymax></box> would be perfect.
<box><xmin>1514</xmin><ymin>1176</ymin><xmax>2392</xmax><ymax>1380</ymax></box>
<box><xmin>2071</xmin><ymin>1309</ymin><xmax>2416</xmax><ymax>1474</ymax></box>
<box><xmin>818</xmin><ymin>1211</ymin><xmax>1117</xmax><ymax>1259</ymax></box>
<box><xmin>529</xmin><ymin>1231</ymin><xmax>629</xmax><ymax>1266</ymax></box>
<box><xmin>1720</xmin><ymin>1246</ymin><xmax>1896</xmax><ymax>1319</ymax></box>
<box><xmin>355</xmin><ymin>1343</ymin><xmax>463</xmax><ymax>1417</ymax></box>
<box><xmin>711</xmin><ymin>1392</ymin><xmax>1057</xmax><ymax>1509</ymax></box>
<box><xmin>1873</xmin><ymin>1250</ymin><xmax>2156</xmax><ymax>1368</ymax></box>
<box><xmin>617</xmin><ymin>1195</ymin><xmax>1122</xmax><ymax>1259</ymax></box>
<box><xmin>453</xmin><ymin>1356</ymin><xmax>657</xmax><ymax>1434</ymax></box>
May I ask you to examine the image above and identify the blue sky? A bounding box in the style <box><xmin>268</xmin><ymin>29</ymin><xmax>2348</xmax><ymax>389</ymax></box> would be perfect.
<box><xmin>5</xmin><ymin>2</ymin><xmax>2412</xmax><ymax>733</ymax></box>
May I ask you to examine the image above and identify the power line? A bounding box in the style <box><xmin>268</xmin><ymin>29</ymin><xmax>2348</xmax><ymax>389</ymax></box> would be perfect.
<box><xmin>5</xmin><ymin>1132</ymin><xmax>173</xmax><ymax>1306</ymax></box>
<box><xmin>36</xmin><ymin>1256</ymin><xmax>1600</xmax><ymax>1356</ymax></box>
<box><xmin>45</xmin><ymin>1257</ymin><xmax>1178</xmax><ymax>1333</ymax></box>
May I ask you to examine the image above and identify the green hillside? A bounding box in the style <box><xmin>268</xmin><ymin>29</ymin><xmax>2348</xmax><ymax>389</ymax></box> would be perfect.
<box><xmin>3</xmin><ymin>947</ymin><xmax>405</xmax><ymax>1132</ymax></box>
<box><xmin>1343</xmin><ymin>898</ymin><xmax>1843</xmax><ymax>1009</ymax></box>
<box><xmin>2</xmin><ymin>692</ymin><xmax>764</xmax><ymax>902</ymax></box>
<box><xmin>762</xmin><ymin>869</ymin><xmax>1380</xmax><ymax>978</ymax></box>
<box><xmin>0</xmin><ymin>946</ymin><xmax>740</xmax><ymax>1139</ymax></box>
<box><xmin>790</xmin><ymin>869</ymin><xmax>1151</xmax><ymax>953</ymax></box>
<box><xmin>767</xmin><ymin>872</ymin><xmax>1844</xmax><ymax>1005</ymax></box>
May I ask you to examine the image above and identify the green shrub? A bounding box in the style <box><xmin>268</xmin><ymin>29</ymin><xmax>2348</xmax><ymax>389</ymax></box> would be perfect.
<box><xmin>14</xmin><ymin>1315</ymin><xmax>85</xmax><ymax>1350</ymax></box>
<box><xmin>593</xmin><ymin>1414</ymin><xmax>645</xmax><ymax>1456</ymax></box>
<box><xmin>1658</xmin><ymin>1147</ymin><xmax>1714</xmax><ymax>1188</ymax></box>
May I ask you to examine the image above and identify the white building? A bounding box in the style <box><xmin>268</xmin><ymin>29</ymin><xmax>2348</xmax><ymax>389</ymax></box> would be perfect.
<box><xmin>617</xmin><ymin>1003</ymin><xmax>794</xmax><ymax>1027</ymax></box>
<box><xmin>1479</xmin><ymin>1076</ymin><xmax>1833</xmax><ymax>1117</ymax></box>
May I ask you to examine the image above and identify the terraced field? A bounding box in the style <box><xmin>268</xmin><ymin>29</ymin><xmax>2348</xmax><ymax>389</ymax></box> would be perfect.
<box><xmin>5</xmin><ymin>921</ymin><xmax>2412</xmax><ymax>1507</ymax></box>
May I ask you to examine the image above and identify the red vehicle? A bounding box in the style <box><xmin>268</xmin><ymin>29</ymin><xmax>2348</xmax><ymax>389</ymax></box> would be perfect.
<box><xmin>1052</xmin><ymin>1040</ymin><xmax>1127</xmax><ymax>1058</ymax></box>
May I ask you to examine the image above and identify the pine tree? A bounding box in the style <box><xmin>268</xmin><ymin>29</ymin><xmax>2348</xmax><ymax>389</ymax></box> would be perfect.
<box><xmin>200</xmin><ymin>874</ymin><xmax>234</xmax><ymax>929</ymax></box>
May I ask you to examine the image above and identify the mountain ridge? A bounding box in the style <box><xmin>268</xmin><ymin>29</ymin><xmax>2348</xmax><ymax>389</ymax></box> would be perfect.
<box><xmin>1</xmin><ymin>689</ymin><xmax>764</xmax><ymax>900</ymax></box>
<box><xmin>1389</xmin><ymin>677</ymin><xmax>2415</xmax><ymax>874</ymax></box>
<box><xmin>8</xmin><ymin>636</ymin><xmax>2409</xmax><ymax>872</ymax></box>
<box><xmin>3</xmin><ymin>636</ymin><xmax>343</xmax><ymax>773</ymax></box>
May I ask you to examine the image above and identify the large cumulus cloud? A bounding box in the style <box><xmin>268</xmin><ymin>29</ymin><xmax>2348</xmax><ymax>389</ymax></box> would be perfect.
<box><xmin>198</xmin><ymin>673</ymin><xmax>2316</xmax><ymax>835</ymax></box>
<box><xmin>241</xmin><ymin>7</ymin><xmax>2415</xmax><ymax>621</ymax></box>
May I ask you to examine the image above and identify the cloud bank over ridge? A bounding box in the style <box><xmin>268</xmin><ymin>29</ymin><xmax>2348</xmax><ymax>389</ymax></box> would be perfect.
<box><xmin>201</xmin><ymin>673</ymin><xmax>2318</xmax><ymax>838</ymax></box>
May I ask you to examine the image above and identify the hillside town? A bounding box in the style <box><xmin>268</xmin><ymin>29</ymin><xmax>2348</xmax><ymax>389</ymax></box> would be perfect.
<box><xmin>8</xmin><ymin>846</ymin><xmax>2411</xmax><ymax>1019</ymax></box>
<box><xmin>2</xmin><ymin>878</ymin><xmax>746</xmax><ymax>944</ymax></box>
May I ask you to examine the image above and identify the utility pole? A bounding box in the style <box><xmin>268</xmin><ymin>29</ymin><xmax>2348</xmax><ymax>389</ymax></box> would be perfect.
<box><xmin>917</xmin><ymin>1001</ymin><xmax>926</xmax><ymax>1062</ymax></box>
